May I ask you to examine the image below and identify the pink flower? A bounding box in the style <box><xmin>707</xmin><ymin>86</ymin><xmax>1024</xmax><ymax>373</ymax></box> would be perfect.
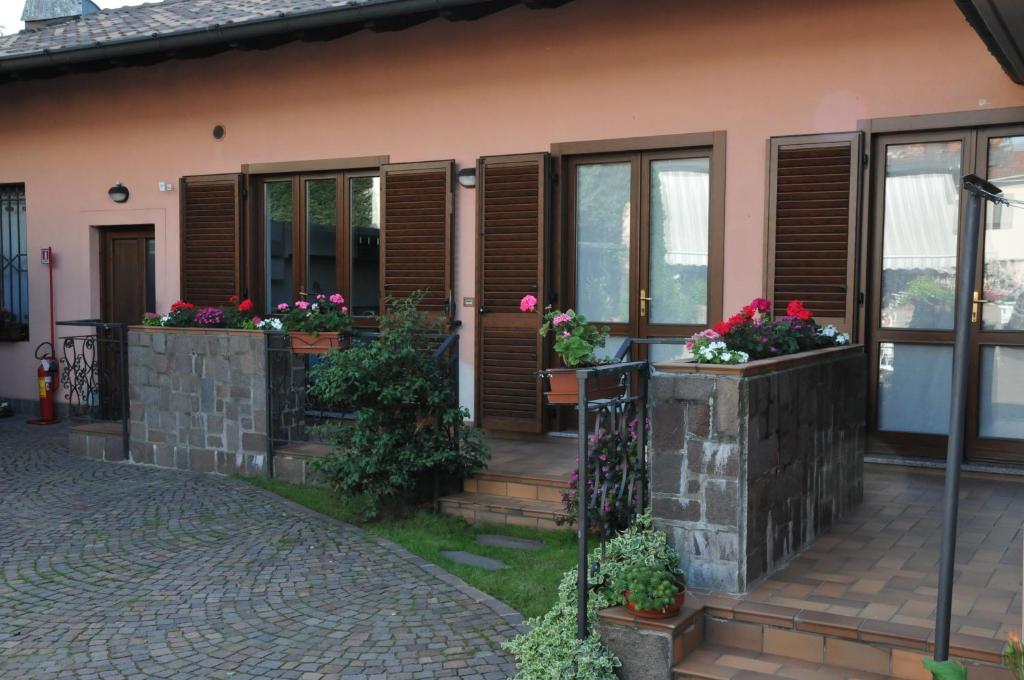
<box><xmin>316</xmin><ymin>293</ymin><xmax>326</xmax><ymax>301</ymax></box>
<box><xmin>562</xmin><ymin>331</ymin><xmax>571</xmax><ymax>338</ymax></box>
<box><xmin>519</xmin><ymin>294</ymin><xmax>538</xmax><ymax>313</ymax></box>
<box><xmin>552</xmin><ymin>313</ymin><xmax>572</xmax><ymax>326</ymax></box>
<box><xmin>295</xmin><ymin>301</ymin><xmax>310</xmax><ymax>310</ymax></box>
<box><xmin>341</xmin><ymin>306</ymin><xmax>348</xmax><ymax>313</ymax></box>
<box><xmin>252</xmin><ymin>316</ymin><xmax>262</xmax><ymax>325</ymax></box>
<box><xmin>329</xmin><ymin>293</ymin><xmax>345</xmax><ymax>305</ymax></box>
<box><xmin>276</xmin><ymin>303</ymin><xmax>289</xmax><ymax>312</ymax></box>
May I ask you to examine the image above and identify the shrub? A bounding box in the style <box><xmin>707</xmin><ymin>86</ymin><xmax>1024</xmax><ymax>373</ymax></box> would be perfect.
<box><xmin>614</xmin><ymin>564</ymin><xmax>681</xmax><ymax>612</ymax></box>
<box><xmin>504</xmin><ymin>513</ymin><xmax>680</xmax><ymax>679</ymax></box>
<box><xmin>309</xmin><ymin>295</ymin><xmax>487</xmax><ymax>517</ymax></box>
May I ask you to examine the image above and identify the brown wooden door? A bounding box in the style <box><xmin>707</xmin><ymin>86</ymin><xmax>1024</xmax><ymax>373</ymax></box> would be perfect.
<box><xmin>102</xmin><ymin>228</ymin><xmax>156</xmax><ymax>324</ymax></box>
<box><xmin>100</xmin><ymin>227</ymin><xmax>155</xmax><ymax>419</ymax></box>
<box><xmin>476</xmin><ymin>153</ymin><xmax>549</xmax><ymax>432</ymax></box>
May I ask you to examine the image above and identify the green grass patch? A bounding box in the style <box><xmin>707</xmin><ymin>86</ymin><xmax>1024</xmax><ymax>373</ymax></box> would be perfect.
<box><xmin>240</xmin><ymin>476</ymin><xmax>577</xmax><ymax>618</ymax></box>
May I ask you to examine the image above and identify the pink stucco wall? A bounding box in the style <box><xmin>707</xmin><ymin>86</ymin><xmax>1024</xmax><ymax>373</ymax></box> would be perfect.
<box><xmin>1</xmin><ymin>0</ymin><xmax>1022</xmax><ymax>409</ymax></box>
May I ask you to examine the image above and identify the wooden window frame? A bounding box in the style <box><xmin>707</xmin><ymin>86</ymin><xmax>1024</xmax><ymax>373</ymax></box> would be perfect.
<box><xmin>252</xmin><ymin>167</ymin><xmax>381</xmax><ymax>321</ymax></box>
<box><xmin>551</xmin><ymin>131</ymin><xmax>727</xmax><ymax>353</ymax></box>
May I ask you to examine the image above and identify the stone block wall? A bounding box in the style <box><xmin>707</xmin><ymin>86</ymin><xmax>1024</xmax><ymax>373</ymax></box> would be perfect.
<box><xmin>127</xmin><ymin>327</ymin><xmax>270</xmax><ymax>476</ymax></box>
<box><xmin>649</xmin><ymin>346</ymin><xmax>866</xmax><ymax>593</ymax></box>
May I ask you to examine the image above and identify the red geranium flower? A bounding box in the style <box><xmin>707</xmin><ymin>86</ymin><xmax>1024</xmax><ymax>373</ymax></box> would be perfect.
<box><xmin>228</xmin><ymin>295</ymin><xmax>240</xmax><ymax>305</ymax></box>
<box><xmin>238</xmin><ymin>299</ymin><xmax>254</xmax><ymax>313</ymax></box>
<box><xmin>727</xmin><ymin>313</ymin><xmax>745</xmax><ymax>326</ymax></box>
<box><xmin>713</xmin><ymin>321</ymin><xmax>733</xmax><ymax>336</ymax></box>
<box><xmin>786</xmin><ymin>299</ymin><xmax>812</xmax><ymax>320</ymax></box>
<box><xmin>741</xmin><ymin>305</ymin><xmax>754</xmax><ymax>319</ymax></box>
<box><xmin>170</xmin><ymin>300</ymin><xmax>194</xmax><ymax>313</ymax></box>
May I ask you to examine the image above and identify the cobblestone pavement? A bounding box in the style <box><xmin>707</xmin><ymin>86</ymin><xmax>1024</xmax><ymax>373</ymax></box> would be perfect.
<box><xmin>0</xmin><ymin>420</ymin><xmax>522</xmax><ymax>680</ymax></box>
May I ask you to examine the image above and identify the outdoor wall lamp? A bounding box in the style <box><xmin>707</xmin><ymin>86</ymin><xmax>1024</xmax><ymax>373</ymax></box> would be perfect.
<box><xmin>457</xmin><ymin>168</ymin><xmax>477</xmax><ymax>188</ymax></box>
<box><xmin>108</xmin><ymin>182</ymin><xmax>130</xmax><ymax>204</ymax></box>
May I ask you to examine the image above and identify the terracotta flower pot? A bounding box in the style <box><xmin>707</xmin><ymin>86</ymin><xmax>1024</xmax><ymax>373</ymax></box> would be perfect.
<box><xmin>543</xmin><ymin>368</ymin><xmax>624</xmax><ymax>405</ymax></box>
<box><xmin>624</xmin><ymin>587</ymin><xmax>686</xmax><ymax>619</ymax></box>
<box><xmin>288</xmin><ymin>331</ymin><xmax>344</xmax><ymax>355</ymax></box>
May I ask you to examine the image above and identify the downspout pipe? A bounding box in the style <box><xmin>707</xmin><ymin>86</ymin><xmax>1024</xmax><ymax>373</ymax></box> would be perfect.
<box><xmin>0</xmin><ymin>0</ymin><xmax>531</xmax><ymax>76</ymax></box>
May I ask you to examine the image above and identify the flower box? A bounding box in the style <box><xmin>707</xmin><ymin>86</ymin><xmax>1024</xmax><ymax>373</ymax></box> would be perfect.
<box><xmin>288</xmin><ymin>331</ymin><xmax>345</xmax><ymax>355</ymax></box>
<box><xmin>543</xmin><ymin>368</ymin><xmax>624</xmax><ymax>405</ymax></box>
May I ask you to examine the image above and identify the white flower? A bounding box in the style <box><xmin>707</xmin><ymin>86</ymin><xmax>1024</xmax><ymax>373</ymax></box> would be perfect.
<box><xmin>311</xmin><ymin>303</ymin><xmax>319</xmax><ymax>311</ymax></box>
<box><xmin>836</xmin><ymin>333</ymin><xmax>849</xmax><ymax>345</ymax></box>
<box><xmin>258</xmin><ymin>318</ymin><xmax>283</xmax><ymax>331</ymax></box>
<box><xmin>721</xmin><ymin>352</ymin><xmax>732</xmax><ymax>362</ymax></box>
<box><xmin>736</xmin><ymin>351</ymin><xmax>750</xmax><ymax>363</ymax></box>
<box><xmin>818</xmin><ymin>324</ymin><xmax>838</xmax><ymax>337</ymax></box>
<box><xmin>159</xmin><ymin>315</ymin><xmax>170</xmax><ymax>326</ymax></box>
<box><xmin>709</xmin><ymin>341</ymin><xmax>727</xmax><ymax>350</ymax></box>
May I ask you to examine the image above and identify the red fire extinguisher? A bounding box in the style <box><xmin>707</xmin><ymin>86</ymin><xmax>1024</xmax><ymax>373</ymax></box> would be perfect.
<box><xmin>28</xmin><ymin>342</ymin><xmax>60</xmax><ymax>426</ymax></box>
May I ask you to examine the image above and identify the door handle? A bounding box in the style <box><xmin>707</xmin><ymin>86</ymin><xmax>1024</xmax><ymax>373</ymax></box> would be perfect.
<box><xmin>972</xmin><ymin>290</ymin><xmax>993</xmax><ymax>323</ymax></box>
<box><xmin>640</xmin><ymin>289</ymin><xmax>653</xmax><ymax>318</ymax></box>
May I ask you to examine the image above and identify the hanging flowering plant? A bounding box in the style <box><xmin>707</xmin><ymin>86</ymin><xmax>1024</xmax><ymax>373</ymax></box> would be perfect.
<box><xmin>520</xmin><ymin>294</ymin><xmax>610</xmax><ymax>368</ymax></box>
<box><xmin>688</xmin><ymin>297</ymin><xmax>849</xmax><ymax>364</ymax></box>
<box><xmin>560</xmin><ymin>418</ymin><xmax>645</xmax><ymax>535</ymax></box>
<box><xmin>276</xmin><ymin>293</ymin><xmax>352</xmax><ymax>335</ymax></box>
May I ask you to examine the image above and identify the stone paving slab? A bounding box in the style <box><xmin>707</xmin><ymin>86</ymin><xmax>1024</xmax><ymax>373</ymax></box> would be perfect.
<box><xmin>0</xmin><ymin>420</ymin><xmax>523</xmax><ymax>679</ymax></box>
<box><xmin>475</xmin><ymin>535</ymin><xmax>545</xmax><ymax>552</ymax></box>
<box><xmin>441</xmin><ymin>551</ymin><xmax>510</xmax><ymax>571</ymax></box>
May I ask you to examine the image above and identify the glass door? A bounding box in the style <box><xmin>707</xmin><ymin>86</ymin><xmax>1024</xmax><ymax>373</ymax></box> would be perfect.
<box><xmin>968</xmin><ymin>129</ymin><xmax>1024</xmax><ymax>463</ymax></box>
<box><xmin>869</xmin><ymin>126</ymin><xmax>1024</xmax><ymax>464</ymax></box>
<box><xmin>568</xmin><ymin>149</ymin><xmax>715</xmax><ymax>363</ymax></box>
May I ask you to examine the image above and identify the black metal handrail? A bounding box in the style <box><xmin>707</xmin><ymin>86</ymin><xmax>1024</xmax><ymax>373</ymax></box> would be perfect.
<box><xmin>574</xmin><ymin>358</ymin><xmax>650</xmax><ymax>640</ymax></box>
<box><xmin>55</xmin><ymin>319</ymin><xmax>129</xmax><ymax>459</ymax></box>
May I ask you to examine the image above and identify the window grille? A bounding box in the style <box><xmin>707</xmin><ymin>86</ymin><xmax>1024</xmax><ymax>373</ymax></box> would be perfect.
<box><xmin>0</xmin><ymin>184</ymin><xmax>28</xmax><ymax>341</ymax></box>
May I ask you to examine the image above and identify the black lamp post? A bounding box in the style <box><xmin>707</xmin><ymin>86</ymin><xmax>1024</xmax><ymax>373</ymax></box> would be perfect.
<box><xmin>933</xmin><ymin>173</ymin><xmax>1003</xmax><ymax>662</ymax></box>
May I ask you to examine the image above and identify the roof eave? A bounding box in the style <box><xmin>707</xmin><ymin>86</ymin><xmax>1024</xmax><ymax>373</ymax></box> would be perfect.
<box><xmin>0</xmin><ymin>0</ymin><xmax>569</xmax><ymax>77</ymax></box>
<box><xmin>956</xmin><ymin>0</ymin><xmax>1024</xmax><ymax>85</ymax></box>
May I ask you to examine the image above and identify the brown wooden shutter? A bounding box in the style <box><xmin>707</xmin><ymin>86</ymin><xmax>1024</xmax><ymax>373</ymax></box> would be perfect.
<box><xmin>476</xmin><ymin>153</ymin><xmax>549</xmax><ymax>432</ymax></box>
<box><xmin>766</xmin><ymin>133</ymin><xmax>862</xmax><ymax>332</ymax></box>
<box><xmin>180</xmin><ymin>174</ymin><xmax>244</xmax><ymax>306</ymax></box>
<box><xmin>379</xmin><ymin>160</ymin><xmax>454</xmax><ymax>316</ymax></box>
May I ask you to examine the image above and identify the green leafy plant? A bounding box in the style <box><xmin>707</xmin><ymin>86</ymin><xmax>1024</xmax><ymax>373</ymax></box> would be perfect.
<box><xmin>923</xmin><ymin>658</ymin><xmax>968</xmax><ymax>679</ymax></box>
<box><xmin>520</xmin><ymin>295</ymin><xmax>610</xmax><ymax>368</ymax></box>
<box><xmin>614</xmin><ymin>563</ymin><xmax>681</xmax><ymax>613</ymax></box>
<box><xmin>309</xmin><ymin>294</ymin><xmax>487</xmax><ymax>517</ymax></box>
<box><xmin>504</xmin><ymin>512</ymin><xmax>680</xmax><ymax>679</ymax></box>
<box><xmin>276</xmin><ymin>292</ymin><xmax>352</xmax><ymax>335</ymax></box>
<box><xmin>1005</xmin><ymin>632</ymin><xmax>1023</xmax><ymax>679</ymax></box>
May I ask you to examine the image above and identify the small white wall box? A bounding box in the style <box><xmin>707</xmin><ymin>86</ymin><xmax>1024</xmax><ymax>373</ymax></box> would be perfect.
<box><xmin>158</xmin><ymin>182</ymin><xmax>175</xmax><ymax>192</ymax></box>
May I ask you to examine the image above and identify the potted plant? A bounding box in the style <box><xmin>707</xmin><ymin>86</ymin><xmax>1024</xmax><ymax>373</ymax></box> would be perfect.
<box><xmin>277</xmin><ymin>293</ymin><xmax>353</xmax><ymax>354</ymax></box>
<box><xmin>519</xmin><ymin>294</ymin><xmax>621</xmax><ymax>404</ymax></box>
<box><xmin>614</xmin><ymin>563</ymin><xmax>687</xmax><ymax>619</ymax></box>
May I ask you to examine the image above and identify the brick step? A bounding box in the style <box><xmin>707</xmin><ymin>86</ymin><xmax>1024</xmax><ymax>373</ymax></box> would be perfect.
<box><xmin>674</xmin><ymin>643</ymin><xmax>892</xmax><ymax>680</ymax></box>
<box><xmin>463</xmin><ymin>473</ymin><xmax>568</xmax><ymax>503</ymax></box>
<box><xmin>438</xmin><ymin>492</ymin><xmax>569</xmax><ymax>530</ymax></box>
<box><xmin>692</xmin><ymin>599</ymin><xmax>1007</xmax><ymax>680</ymax></box>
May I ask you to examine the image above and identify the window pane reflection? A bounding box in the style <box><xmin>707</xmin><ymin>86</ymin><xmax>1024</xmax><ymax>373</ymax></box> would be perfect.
<box><xmin>649</xmin><ymin>158</ymin><xmax>709</xmax><ymax>325</ymax></box>
<box><xmin>983</xmin><ymin>136</ymin><xmax>1024</xmax><ymax>331</ymax></box>
<box><xmin>265</xmin><ymin>181</ymin><xmax>293</xmax><ymax>310</ymax></box>
<box><xmin>576</xmin><ymin>163</ymin><xmax>631</xmax><ymax>323</ymax></box>
<box><xmin>350</xmin><ymin>176</ymin><xmax>381</xmax><ymax>315</ymax></box>
<box><xmin>305</xmin><ymin>178</ymin><xmax>337</xmax><ymax>296</ymax></box>
<box><xmin>877</xmin><ymin>342</ymin><xmax>952</xmax><ymax>435</ymax></box>
<box><xmin>880</xmin><ymin>142</ymin><xmax>961</xmax><ymax>330</ymax></box>
<box><xmin>979</xmin><ymin>346</ymin><xmax>1024</xmax><ymax>440</ymax></box>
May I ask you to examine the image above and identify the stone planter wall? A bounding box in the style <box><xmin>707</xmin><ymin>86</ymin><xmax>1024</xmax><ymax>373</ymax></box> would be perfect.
<box><xmin>127</xmin><ymin>327</ymin><xmax>273</xmax><ymax>476</ymax></box>
<box><xmin>649</xmin><ymin>345</ymin><xmax>866</xmax><ymax>594</ymax></box>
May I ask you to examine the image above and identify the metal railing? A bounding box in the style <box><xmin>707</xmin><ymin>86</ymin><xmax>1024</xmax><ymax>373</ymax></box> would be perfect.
<box><xmin>56</xmin><ymin>319</ymin><xmax>129</xmax><ymax>455</ymax></box>
<box><xmin>574</xmin><ymin>358</ymin><xmax>650</xmax><ymax>640</ymax></box>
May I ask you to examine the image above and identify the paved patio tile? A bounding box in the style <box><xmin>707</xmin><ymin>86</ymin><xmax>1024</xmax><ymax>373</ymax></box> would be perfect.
<box><xmin>743</xmin><ymin>463</ymin><xmax>1024</xmax><ymax>642</ymax></box>
<box><xmin>0</xmin><ymin>420</ymin><xmax>522</xmax><ymax>679</ymax></box>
